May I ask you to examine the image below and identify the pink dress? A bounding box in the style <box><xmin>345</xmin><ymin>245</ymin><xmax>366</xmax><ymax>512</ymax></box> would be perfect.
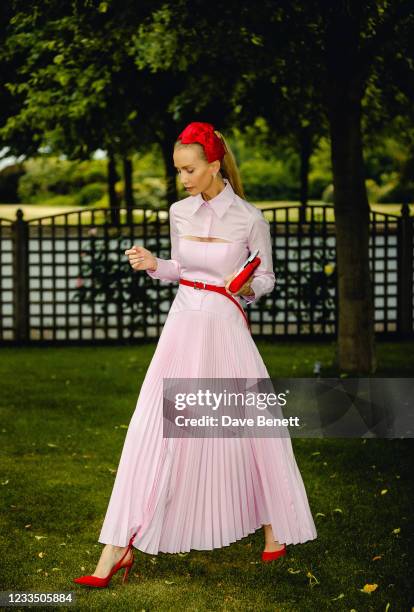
<box><xmin>98</xmin><ymin>179</ymin><xmax>317</xmax><ymax>554</ymax></box>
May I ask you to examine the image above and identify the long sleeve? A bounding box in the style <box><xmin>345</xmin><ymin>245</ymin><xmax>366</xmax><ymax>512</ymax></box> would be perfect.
<box><xmin>241</xmin><ymin>211</ymin><xmax>276</xmax><ymax>305</ymax></box>
<box><xmin>146</xmin><ymin>204</ymin><xmax>181</xmax><ymax>282</ymax></box>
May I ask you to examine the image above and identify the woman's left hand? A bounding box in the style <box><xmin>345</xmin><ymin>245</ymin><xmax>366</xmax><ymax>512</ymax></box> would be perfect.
<box><xmin>224</xmin><ymin>272</ymin><xmax>255</xmax><ymax>297</ymax></box>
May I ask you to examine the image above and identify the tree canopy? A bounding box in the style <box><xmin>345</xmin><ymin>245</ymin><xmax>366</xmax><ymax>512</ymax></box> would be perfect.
<box><xmin>1</xmin><ymin>0</ymin><xmax>413</xmax><ymax>372</ymax></box>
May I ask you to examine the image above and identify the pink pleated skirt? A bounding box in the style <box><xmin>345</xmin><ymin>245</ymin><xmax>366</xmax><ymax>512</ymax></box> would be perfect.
<box><xmin>98</xmin><ymin>309</ymin><xmax>317</xmax><ymax>554</ymax></box>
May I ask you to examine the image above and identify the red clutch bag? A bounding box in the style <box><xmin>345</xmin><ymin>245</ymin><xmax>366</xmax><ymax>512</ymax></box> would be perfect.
<box><xmin>228</xmin><ymin>249</ymin><xmax>261</xmax><ymax>293</ymax></box>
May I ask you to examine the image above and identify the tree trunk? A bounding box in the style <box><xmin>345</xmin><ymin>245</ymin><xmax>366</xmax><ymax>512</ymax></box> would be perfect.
<box><xmin>299</xmin><ymin>124</ymin><xmax>311</xmax><ymax>223</ymax></box>
<box><xmin>328</xmin><ymin>84</ymin><xmax>376</xmax><ymax>373</ymax></box>
<box><xmin>123</xmin><ymin>156</ymin><xmax>135</xmax><ymax>224</ymax></box>
<box><xmin>107</xmin><ymin>147</ymin><xmax>120</xmax><ymax>225</ymax></box>
<box><xmin>160</xmin><ymin>136</ymin><xmax>178</xmax><ymax>206</ymax></box>
<box><xmin>323</xmin><ymin>2</ymin><xmax>376</xmax><ymax>374</ymax></box>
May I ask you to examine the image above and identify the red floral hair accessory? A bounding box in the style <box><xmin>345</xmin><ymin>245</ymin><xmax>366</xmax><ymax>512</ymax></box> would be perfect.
<box><xmin>176</xmin><ymin>122</ymin><xmax>226</xmax><ymax>163</ymax></box>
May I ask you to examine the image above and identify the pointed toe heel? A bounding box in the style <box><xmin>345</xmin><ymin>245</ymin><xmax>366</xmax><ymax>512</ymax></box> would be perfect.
<box><xmin>261</xmin><ymin>544</ymin><xmax>287</xmax><ymax>563</ymax></box>
<box><xmin>72</xmin><ymin>533</ymin><xmax>136</xmax><ymax>588</ymax></box>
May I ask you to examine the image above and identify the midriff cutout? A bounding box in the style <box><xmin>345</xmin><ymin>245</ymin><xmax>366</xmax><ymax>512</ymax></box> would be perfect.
<box><xmin>181</xmin><ymin>235</ymin><xmax>232</xmax><ymax>243</ymax></box>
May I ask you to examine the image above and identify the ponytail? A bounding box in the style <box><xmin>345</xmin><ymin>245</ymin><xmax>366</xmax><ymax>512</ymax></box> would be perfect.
<box><xmin>214</xmin><ymin>131</ymin><xmax>245</xmax><ymax>199</ymax></box>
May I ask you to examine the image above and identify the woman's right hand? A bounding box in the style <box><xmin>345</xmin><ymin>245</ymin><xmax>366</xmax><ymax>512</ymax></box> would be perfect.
<box><xmin>124</xmin><ymin>246</ymin><xmax>158</xmax><ymax>272</ymax></box>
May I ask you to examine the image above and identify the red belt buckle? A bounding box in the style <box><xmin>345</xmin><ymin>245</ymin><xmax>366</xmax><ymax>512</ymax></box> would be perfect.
<box><xmin>193</xmin><ymin>279</ymin><xmax>207</xmax><ymax>290</ymax></box>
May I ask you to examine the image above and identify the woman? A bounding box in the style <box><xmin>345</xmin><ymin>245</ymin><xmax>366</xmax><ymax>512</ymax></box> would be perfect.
<box><xmin>73</xmin><ymin>122</ymin><xmax>317</xmax><ymax>588</ymax></box>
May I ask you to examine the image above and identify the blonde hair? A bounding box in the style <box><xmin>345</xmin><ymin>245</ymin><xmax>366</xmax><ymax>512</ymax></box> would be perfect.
<box><xmin>174</xmin><ymin>130</ymin><xmax>245</xmax><ymax>199</ymax></box>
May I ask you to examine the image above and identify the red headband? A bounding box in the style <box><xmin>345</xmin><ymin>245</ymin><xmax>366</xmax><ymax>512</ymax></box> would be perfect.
<box><xmin>177</xmin><ymin>122</ymin><xmax>226</xmax><ymax>163</ymax></box>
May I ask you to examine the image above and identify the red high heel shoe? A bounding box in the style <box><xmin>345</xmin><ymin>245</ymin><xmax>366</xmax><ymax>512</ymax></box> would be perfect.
<box><xmin>261</xmin><ymin>543</ymin><xmax>287</xmax><ymax>562</ymax></box>
<box><xmin>73</xmin><ymin>533</ymin><xmax>136</xmax><ymax>588</ymax></box>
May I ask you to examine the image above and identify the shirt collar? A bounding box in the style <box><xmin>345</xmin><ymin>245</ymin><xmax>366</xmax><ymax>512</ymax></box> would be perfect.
<box><xmin>189</xmin><ymin>178</ymin><xmax>235</xmax><ymax>218</ymax></box>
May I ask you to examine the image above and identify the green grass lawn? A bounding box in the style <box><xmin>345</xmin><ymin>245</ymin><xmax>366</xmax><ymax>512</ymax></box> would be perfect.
<box><xmin>0</xmin><ymin>341</ymin><xmax>413</xmax><ymax>611</ymax></box>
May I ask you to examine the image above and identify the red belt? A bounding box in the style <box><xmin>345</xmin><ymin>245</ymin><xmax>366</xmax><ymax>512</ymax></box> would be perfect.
<box><xmin>179</xmin><ymin>278</ymin><xmax>251</xmax><ymax>333</ymax></box>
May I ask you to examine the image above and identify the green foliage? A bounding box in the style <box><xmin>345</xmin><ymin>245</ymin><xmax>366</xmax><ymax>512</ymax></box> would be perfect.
<box><xmin>240</xmin><ymin>157</ymin><xmax>298</xmax><ymax>200</ymax></box>
<box><xmin>322</xmin><ymin>184</ymin><xmax>334</xmax><ymax>203</ymax></box>
<box><xmin>2</xmin><ymin>2</ymin><xmax>412</xmax><ymax>211</ymax></box>
<box><xmin>12</xmin><ymin>150</ymin><xmax>170</xmax><ymax>207</ymax></box>
<box><xmin>377</xmin><ymin>177</ymin><xmax>414</xmax><ymax>203</ymax></box>
<box><xmin>70</xmin><ymin>160</ymin><xmax>107</xmax><ymax>187</ymax></box>
<box><xmin>17</xmin><ymin>158</ymin><xmax>72</xmax><ymax>203</ymax></box>
<box><xmin>132</xmin><ymin>6</ymin><xmax>188</xmax><ymax>73</ymax></box>
<box><xmin>133</xmin><ymin>177</ymin><xmax>166</xmax><ymax>208</ymax></box>
<box><xmin>227</xmin><ymin>124</ymin><xmax>333</xmax><ymax>201</ymax></box>
<box><xmin>131</xmin><ymin>147</ymin><xmax>165</xmax><ymax>179</ymax></box>
<box><xmin>76</xmin><ymin>182</ymin><xmax>106</xmax><ymax>206</ymax></box>
<box><xmin>364</xmin><ymin>134</ymin><xmax>414</xmax><ymax>202</ymax></box>
<box><xmin>17</xmin><ymin>156</ymin><xmax>108</xmax><ymax>204</ymax></box>
<box><xmin>308</xmin><ymin>137</ymin><xmax>332</xmax><ymax>199</ymax></box>
<box><xmin>10</xmin><ymin>129</ymin><xmax>413</xmax><ymax>208</ymax></box>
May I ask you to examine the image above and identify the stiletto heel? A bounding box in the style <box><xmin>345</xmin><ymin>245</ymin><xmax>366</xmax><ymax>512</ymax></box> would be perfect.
<box><xmin>261</xmin><ymin>543</ymin><xmax>287</xmax><ymax>562</ymax></box>
<box><xmin>122</xmin><ymin>564</ymin><xmax>131</xmax><ymax>583</ymax></box>
<box><xmin>73</xmin><ymin>533</ymin><xmax>137</xmax><ymax>588</ymax></box>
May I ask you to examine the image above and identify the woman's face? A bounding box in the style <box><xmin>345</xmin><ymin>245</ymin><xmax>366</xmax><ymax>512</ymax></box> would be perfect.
<box><xmin>173</xmin><ymin>145</ymin><xmax>219</xmax><ymax>195</ymax></box>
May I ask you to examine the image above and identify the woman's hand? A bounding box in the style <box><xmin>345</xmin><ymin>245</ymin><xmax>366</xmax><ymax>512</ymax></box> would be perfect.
<box><xmin>124</xmin><ymin>246</ymin><xmax>157</xmax><ymax>272</ymax></box>
<box><xmin>224</xmin><ymin>272</ymin><xmax>255</xmax><ymax>297</ymax></box>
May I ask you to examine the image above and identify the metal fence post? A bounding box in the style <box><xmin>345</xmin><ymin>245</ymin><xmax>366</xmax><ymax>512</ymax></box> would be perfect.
<box><xmin>397</xmin><ymin>202</ymin><xmax>413</xmax><ymax>336</ymax></box>
<box><xmin>11</xmin><ymin>209</ymin><xmax>29</xmax><ymax>342</ymax></box>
